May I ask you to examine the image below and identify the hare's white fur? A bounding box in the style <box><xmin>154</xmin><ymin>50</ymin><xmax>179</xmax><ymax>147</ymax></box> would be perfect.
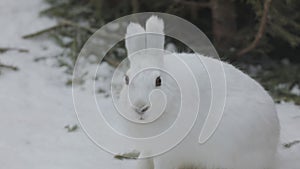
<box><xmin>119</xmin><ymin>16</ymin><xmax>280</xmax><ymax>169</ymax></box>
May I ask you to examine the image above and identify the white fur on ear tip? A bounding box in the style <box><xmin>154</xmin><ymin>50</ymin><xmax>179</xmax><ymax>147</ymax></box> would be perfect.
<box><xmin>146</xmin><ymin>16</ymin><xmax>164</xmax><ymax>34</ymax></box>
<box><xmin>146</xmin><ymin>16</ymin><xmax>165</xmax><ymax>50</ymax></box>
<box><xmin>126</xmin><ymin>22</ymin><xmax>145</xmax><ymax>37</ymax></box>
<box><xmin>125</xmin><ymin>22</ymin><xmax>146</xmax><ymax>56</ymax></box>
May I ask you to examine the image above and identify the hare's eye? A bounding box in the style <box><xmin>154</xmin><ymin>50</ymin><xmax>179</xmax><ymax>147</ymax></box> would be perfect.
<box><xmin>155</xmin><ymin>76</ymin><xmax>161</xmax><ymax>87</ymax></box>
<box><xmin>125</xmin><ymin>75</ymin><xmax>129</xmax><ymax>85</ymax></box>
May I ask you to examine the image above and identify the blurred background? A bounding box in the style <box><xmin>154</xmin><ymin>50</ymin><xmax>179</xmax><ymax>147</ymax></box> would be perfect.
<box><xmin>10</xmin><ymin>0</ymin><xmax>299</xmax><ymax>104</ymax></box>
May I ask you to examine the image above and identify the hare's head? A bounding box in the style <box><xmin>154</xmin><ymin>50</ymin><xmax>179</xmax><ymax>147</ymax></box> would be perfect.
<box><xmin>119</xmin><ymin>16</ymin><xmax>173</xmax><ymax>122</ymax></box>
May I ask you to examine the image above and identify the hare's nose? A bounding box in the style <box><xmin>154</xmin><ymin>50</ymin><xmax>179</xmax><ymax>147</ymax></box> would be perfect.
<box><xmin>140</xmin><ymin>105</ymin><xmax>149</xmax><ymax>113</ymax></box>
<box><xmin>135</xmin><ymin>105</ymin><xmax>150</xmax><ymax>115</ymax></box>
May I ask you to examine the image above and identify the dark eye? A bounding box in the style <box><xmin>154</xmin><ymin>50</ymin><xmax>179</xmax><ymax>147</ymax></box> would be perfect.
<box><xmin>125</xmin><ymin>75</ymin><xmax>129</xmax><ymax>85</ymax></box>
<box><xmin>155</xmin><ymin>76</ymin><xmax>161</xmax><ymax>87</ymax></box>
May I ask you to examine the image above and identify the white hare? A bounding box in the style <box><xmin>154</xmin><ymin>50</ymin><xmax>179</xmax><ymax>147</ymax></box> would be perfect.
<box><xmin>118</xmin><ymin>16</ymin><xmax>280</xmax><ymax>169</ymax></box>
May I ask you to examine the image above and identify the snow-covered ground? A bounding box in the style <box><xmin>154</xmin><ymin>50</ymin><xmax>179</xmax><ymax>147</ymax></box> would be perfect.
<box><xmin>0</xmin><ymin>0</ymin><xmax>134</xmax><ymax>169</ymax></box>
<box><xmin>0</xmin><ymin>0</ymin><xmax>299</xmax><ymax>169</ymax></box>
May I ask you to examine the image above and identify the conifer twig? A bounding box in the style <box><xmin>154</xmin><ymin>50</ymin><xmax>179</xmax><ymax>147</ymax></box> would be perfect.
<box><xmin>283</xmin><ymin>140</ymin><xmax>300</xmax><ymax>148</ymax></box>
<box><xmin>0</xmin><ymin>63</ymin><xmax>18</xmax><ymax>71</ymax></box>
<box><xmin>237</xmin><ymin>0</ymin><xmax>272</xmax><ymax>56</ymax></box>
<box><xmin>0</xmin><ymin>47</ymin><xmax>29</xmax><ymax>53</ymax></box>
<box><xmin>22</xmin><ymin>25</ymin><xmax>62</xmax><ymax>39</ymax></box>
<box><xmin>22</xmin><ymin>20</ymin><xmax>97</xmax><ymax>39</ymax></box>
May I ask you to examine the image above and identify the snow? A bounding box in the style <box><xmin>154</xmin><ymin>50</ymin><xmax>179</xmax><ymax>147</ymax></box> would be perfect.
<box><xmin>0</xmin><ymin>0</ymin><xmax>133</xmax><ymax>168</ymax></box>
<box><xmin>291</xmin><ymin>85</ymin><xmax>300</xmax><ymax>96</ymax></box>
<box><xmin>277</xmin><ymin>103</ymin><xmax>300</xmax><ymax>169</ymax></box>
<box><xmin>0</xmin><ymin>0</ymin><xmax>299</xmax><ymax>169</ymax></box>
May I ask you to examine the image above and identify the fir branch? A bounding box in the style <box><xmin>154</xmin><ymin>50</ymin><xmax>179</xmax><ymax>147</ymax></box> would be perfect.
<box><xmin>0</xmin><ymin>63</ymin><xmax>19</xmax><ymax>71</ymax></box>
<box><xmin>270</xmin><ymin>24</ymin><xmax>300</xmax><ymax>47</ymax></box>
<box><xmin>237</xmin><ymin>0</ymin><xmax>272</xmax><ymax>56</ymax></box>
<box><xmin>283</xmin><ymin>140</ymin><xmax>300</xmax><ymax>148</ymax></box>
<box><xmin>114</xmin><ymin>150</ymin><xmax>140</xmax><ymax>160</ymax></box>
<box><xmin>22</xmin><ymin>20</ymin><xmax>97</xmax><ymax>39</ymax></box>
<box><xmin>22</xmin><ymin>25</ymin><xmax>62</xmax><ymax>39</ymax></box>
<box><xmin>0</xmin><ymin>47</ymin><xmax>29</xmax><ymax>53</ymax></box>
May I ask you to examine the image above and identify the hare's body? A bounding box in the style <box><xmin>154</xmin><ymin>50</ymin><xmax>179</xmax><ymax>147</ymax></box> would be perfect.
<box><xmin>119</xmin><ymin>16</ymin><xmax>280</xmax><ymax>169</ymax></box>
<box><xmin>152</xmin><ymin>53</ymin><xmax>280</xmax><ymax>169</ymax></box>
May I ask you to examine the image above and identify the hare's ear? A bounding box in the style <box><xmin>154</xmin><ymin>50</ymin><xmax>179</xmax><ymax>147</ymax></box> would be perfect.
<box><xmin>125</xmin><ymin>22</ymin><xmax>146</xmax><ymax>57</ymax></box>
<box><xmin>146</xmin><ymin>16</ymin><xmax>165</xmax><ymax>50</ymax></box>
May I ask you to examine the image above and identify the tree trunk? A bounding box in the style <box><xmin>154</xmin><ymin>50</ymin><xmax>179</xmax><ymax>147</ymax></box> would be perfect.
<box><xmin>210</xmin><ymin>0</ymin><xmax>237</xmax><ymax>50</ymax></box>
